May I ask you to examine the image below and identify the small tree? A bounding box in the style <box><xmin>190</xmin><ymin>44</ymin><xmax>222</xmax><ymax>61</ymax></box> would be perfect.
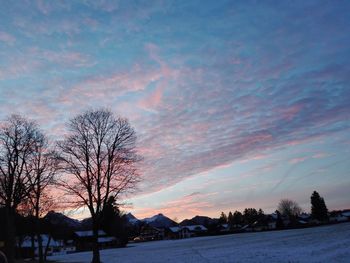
<box><xmin>57</xmin><ymin>109</ymin><xmax>140</xmax><ymax>263</ymax></box>
<box><xmin>219</xmin><ymin>212</ymin><xmax>227</xmax><ymax>224</ymax></box>
<box><xmin>243</xmin><ymin>208</ymin><xmax>258</xmax><ymax>224</ymax></box>
<box><xmin>258</xmin><ymin>209</ymin><xmax>264</xmax><ymax>219</ymax></box>
<box><xmin>277</xmin><ymin>199</ymin><xmax>302</xmax><ymax>217</ymax></box>
<box><xmin>23</xmin><ymin>134</ymin><xmax>58</xmax><ymax>263</ymax></box>
<box><xmin>232</xmin><ymin>211</ymin><xmax>243</xmax><ymax>225</ymax></box>
<box><xmin>311</xmin><ymin>191</ymin><xmax>328</xmax><ymax>221</ymax></box>
<box><xmin>100</xmin><ymin>196</ymin><xmax>128</xmax><ymax>247</ymax></box>
<box><xmin>227</xmin><ymin>211</ymin><xmax>233</xmax><ymax>225</ymax></box>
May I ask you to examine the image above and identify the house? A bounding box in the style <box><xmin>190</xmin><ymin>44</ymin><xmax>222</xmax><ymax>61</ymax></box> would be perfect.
<box><xmin>241</xmin><ymin>224</ymin><xmax>253</xmax><ymax>232</ymax></box>
<box><xmin>139</xmin><ymin>225</ymin><xmax>164</xmax><ymax>241</ymax></box>
<box><xmin>166</xmin><ymin>227</ymin><xmax>182</xmax><ymax>239</ymax></box>
<box><xmin>329</xmin><ymin>211</ymin><xmax>350</xmax><ymax>223</ymax></box>
<box><xmin>267</xmin><ymin>221</ymin><xmax>277</xmax><ymax>230</ymax></box>
<box><xmin>18</xmin><ymin>235</ymin><xmax>63</xmax><ymax>258</ymax></box>
<box><xmin>182</xmin><ymin>225</ymin><xmax>208</xmax><ymax>237</ymax></box>
<box><xmin>218</xmin><ymin>224</ymin><xmax>230</xmax><ymax>233</ymax></box>
<box><xmin>299</xmin><ymin>213</ymin><xmax>311</xmax><ymax>221</ymax></box>
<box><xmin>166</xmin><ymin>226</ymin><xmax>191</xmax><ymax>239</ymax></box>
<box><xmin>341</xmin><ymin>211</ymin><xmax>350</xmax><ymax>219</ymax></box>
<box><xmin>74</xmin><ymin>230</ymin><xmax>118</xmax><ymax>251</ymax></box>
<box><xmin>165</xmin><ymin>225</ymin><xmax>207</xmax><ymax>239</ymax></box>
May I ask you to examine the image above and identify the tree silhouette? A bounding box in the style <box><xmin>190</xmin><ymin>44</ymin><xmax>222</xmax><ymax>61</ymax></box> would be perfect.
<box><xmin>22</xmin><ymin>133</ymin><xmax>58</xmax><ymax>263</ymax></box>
<box><xmin>100</xmin><ymin>196</ymin><xmax>128</xmax><ymax>247</ymax></box>
<box><xmin>243</xmin><ymin>208</ymin><xmax>258</xmax><ymax>224</ymax></box>
<box><xmin>311</xmin><ymin>191</ymin><xmax>328</xmax><ymax>221</ymax></box>
<box><xmin>57</xmin><ymin>109</ymin><xmax>140</xmax><ymax>263</ymax></box>
<box><xmin>227</xmin><ymin>211</ymin><xmax>233</xmax><ymax>225</ymax></box>
<box><xmin>277</xmin><ymin>199</ymin><xmax>302</xmax><ymax>217</ymax></box>
<box><xmin>232</xmin><ymin>211</ymin><xmax>243</xmax><ymax>225</ymax></box>
<box><xmin>0</xmin><ymin>115</ymin><xmax>43</xmax><ymax>263</ymax></box>
<box><xmin>219</xmin><ymin>212</ymin><xmax>228</xmax><ymax>224</ymax></box>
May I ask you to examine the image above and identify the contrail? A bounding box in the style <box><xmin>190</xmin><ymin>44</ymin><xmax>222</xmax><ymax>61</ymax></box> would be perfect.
<box><xmin>270</xmin><ymin>164</ymin><xmax>298</xmax><ymax>192</ymax></box>
<box><xmin>271</xmin><ymin>158</ymin><xmax>348</xmax><ymax>192</ymax></box>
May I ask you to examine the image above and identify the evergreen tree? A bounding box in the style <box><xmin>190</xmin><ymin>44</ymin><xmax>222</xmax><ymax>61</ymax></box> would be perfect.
<box><xmin>219</xmin><ymin>212</ymin><xmax>228</xmax><ymax>224</ymax></box>
<box><xmin>100</xmin><ymin>196</ymin><xmax>128</xmax><ymax>247</ymax></box>
<box><xmin>258</xmin><ymin>209</ymin><xmax>264</xmax><ymax>219</ymax></box>
<box><xmin>243</xmin><ymin>208</ymin><xmax>258</xmax><ymax>224</ymax></box>
<box><xmin>227</xmin><ymin>212</ymin><xmax>234</xmax><ymax>225</ymax></box>
<box><xmin>232</xmin><ymin>211</ymin><xmax>243</xmax><ymax>225</ymax></box>
<box><xmin>311</xmin><ymin>191</ymin><xmax>328</xmax><ymax>221</ymax></box>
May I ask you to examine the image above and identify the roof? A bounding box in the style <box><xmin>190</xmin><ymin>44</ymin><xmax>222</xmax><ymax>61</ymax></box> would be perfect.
<box><xmin>183</xmin><ymin>225</ymin><xmax>207</xmax><ymax>231</ymax></box>
<box><xmin>20</xmin><ymin>235</ymin><xmax>61</xmax><ymax>248</ymax></box>
<box><xmin>342</xmin><ymin>211</ymin><xmax>350</xmax><ymax>217</ymax></box>
<box><xmin>169</xmin><ymin>227</ymin><xmax>181</xmax><ymax>233</ymax></box>
<box><xmin>299</xmin><ymin>213</ymin><xmax>311</xmax><ymax>219</ymax></box>
<box><xmin>75</xmin><ymin>230</ymin><xmax>106</xmax><ymax>237</ymax></box>
<box><xmin>98</xmin><ymin>237</ymin><xmax>116</xmax><ymax>243</ymax></box>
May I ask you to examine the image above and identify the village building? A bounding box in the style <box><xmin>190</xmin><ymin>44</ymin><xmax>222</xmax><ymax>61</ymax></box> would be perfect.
<box><xmin>74</xmin><ymin>230</ymin><xmax>118</xmax><ymax>251</ymax></box>
<box><xmin>139</xmin><ymin>225</ymin><xmax>165</xmax><ymax>241</ymax></box>
<box><xmin>181</xmin><ymin>225</ymin><xmax>208</xmax><ymax>237</ymax></box>
<box><xmin>17</xmin><ymin>234</ymin><xmax>66</xmax><ymax>258</ymax></box>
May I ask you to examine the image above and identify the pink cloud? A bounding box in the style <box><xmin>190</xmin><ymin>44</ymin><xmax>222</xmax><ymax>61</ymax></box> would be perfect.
<box><xmin>138</xmin><ymin>85</ymin><xmax>164</xmax><ymax>111</ymax></box>
<box><xmin>0</xmin><ymin>31</ymin><xmax>16</xmax><ymax>45</ymax></box>
<box><xmin>280</xmin><ymin>104</ymin><xmax>303</xmax><ymax>121</ymax></box>
<box><xmin>312</xmin><ymin>152</ymin><xmax>329</xmax><ymax>159</ymax></box>
<box><xmin>289</xmin><ymin>157</ymin><xmax>307</xmax><ymax>164</ymax></box>
<box><xmin>133</xmin><ymin>192</ymin><xmax>217</xmax><ymax>220</ymax></box>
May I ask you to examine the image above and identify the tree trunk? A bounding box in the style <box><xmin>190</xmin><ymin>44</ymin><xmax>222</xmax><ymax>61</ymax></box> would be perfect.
<box><xmin>4</xmin><ymin>208</ymin><xmax>15</xmax><ymax>263</ymax></box>
<box><xmin>30</xmin><ymin>234</ymin><xmax>35</xmax><ymax>260</ymax></box>
<box><xmin>37</xmin><ymin>233</ymin><xmax>44</xmax><ymax>263</ymax></box>
<box><xmin>91</xmin><ymin>220</ymin><xmax>100</xmax><ymax>263</ymax></box>
<box><xmin>43</xmin><ymin>235</ymin><xmax>51</xmax><ymax>262</ymax></box>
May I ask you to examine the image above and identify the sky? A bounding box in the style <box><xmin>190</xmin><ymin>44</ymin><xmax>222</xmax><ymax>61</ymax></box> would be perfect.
<box><xmin>0</xmin><ymin>0</ymin><xmax>350</xmax><ymax>221</ymax></box>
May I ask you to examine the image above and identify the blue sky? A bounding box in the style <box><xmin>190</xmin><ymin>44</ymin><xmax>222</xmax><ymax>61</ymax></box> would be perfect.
<box><xmin>0</xmin><ymin>0</ymin><xmax>349</xmax><ymax>220</ymax></box>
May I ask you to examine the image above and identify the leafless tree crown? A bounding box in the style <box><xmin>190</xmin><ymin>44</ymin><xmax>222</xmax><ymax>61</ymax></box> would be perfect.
<box><xmin>57</xmin><ymin>109</ymin><xmax>140</xmax><ymax>217</ymax></box>
<box><xmin>23</xmin><ymin>134</ymin><xmax>58</xmax><ymax>217</ymax></box>
<box><xmin>277</xmin><ymin>199</ymin><xmax>302</xmax><ymax>217</ymax></box>
<box><xmin>0</xmin><ymin>115</ymin><xmax>41</xmax><ymax>209</ymax></box>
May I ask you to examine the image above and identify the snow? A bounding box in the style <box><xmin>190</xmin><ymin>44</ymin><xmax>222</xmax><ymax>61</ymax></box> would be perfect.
<box><xmin>50</xmin><ymin>222</ymin><xmax>350</xmax><ymax>263</ymax></box>
<box><xmin>75</xmin><ymin>230</ymin><xmax>106</xmax><ymax>237</ymax></box>
<box><xmin>97</xmin><ymin>237</ymin><xmax>116</xmax><ymax>243</ymax></box>
<box><xmin>143</xmin><ymin>213</ymin><xmax>164</xmax><ymax>223</ymax></box>
<box><xmin>183</xmin><ymin>225</ymin><xmax>207</xmax><ymax>231</ymax></box>
<box><xmin>20</xmin><ymin>235</ymin><xmax>61</xmax><ymax>248</ymax></box>
<box><xmin>169</xmin><ymin>227</ymin><xmax>181</xmax><ymax>233</ymax></box>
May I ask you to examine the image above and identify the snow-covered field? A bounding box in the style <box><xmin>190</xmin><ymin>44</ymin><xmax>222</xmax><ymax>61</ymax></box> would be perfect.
<box><xmin>51</xmin><ymin>222</ymin><xmax>350</xmax><ymax>263</ymax></box>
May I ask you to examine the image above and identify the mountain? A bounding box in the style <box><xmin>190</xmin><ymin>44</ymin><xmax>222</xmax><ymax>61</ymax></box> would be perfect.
<box><xmin>126</xmin><ymin>213</ymin><xmax>140</xmax><ymax>225</ymax></box>
<box><xmin>80</xmin><ymin>217</ymin><xmax>93</xmax><ymax>229</ymax></box>
<box><xmin>44</xmin><ymin>211</ymin><xmax>81</xmax><ymax>229</ymax></box>
<box><xmin>142</xmin><ymin>213</ymin><xmax>177</xmax><ymax>228</ymax></box>
<box><xmin>180</xmin><ymin>215</ymin><xmax>218</xmax><ymax>227</ymax></box>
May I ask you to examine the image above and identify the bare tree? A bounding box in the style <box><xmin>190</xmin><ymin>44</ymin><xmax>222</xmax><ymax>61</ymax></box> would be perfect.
<box><xmin>277</xmin><ymin>199</ymin><xmax>302</xmax><ymax>217</ymax></box>
<box><xmin>57</xmin><ymin>109</ymin><xmax>140</xmax><ymax>263</ymax></box>
<box><xmin>23</xmin><ymin>134</ymin><xmax>58</xmax><ymax>263</ymax></box>
<box><xmin>0</xmin><ymin>115</ymin><xmax>41</xmax><ymax>263</ymax></box>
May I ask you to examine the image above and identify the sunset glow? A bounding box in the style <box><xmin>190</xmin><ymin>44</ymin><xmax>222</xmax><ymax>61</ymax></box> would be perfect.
<box><xmin>1</xmin><ymin>1</ymin><xmax>349</xmax><ymax>221</ymax></box>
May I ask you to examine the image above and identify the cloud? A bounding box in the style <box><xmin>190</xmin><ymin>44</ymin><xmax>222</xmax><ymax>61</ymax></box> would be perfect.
<box><xmin>0</xmin><ymin>31</ymin><xmax>15</xmax><ymax>45</ymax></box>
<box><xmin>289</xmin><ymin>157</ymin><xmax>307</xmax><ymax>164</ymax></box>
<box><xmin>0</xmin><ymin>0</ymin><xmax>349</xmax><ymax>206</ymax></box>
<box><xmin>133</xmin><ymin>192</ymin><xmax>217</xmax><ymax>219</ymax></box>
